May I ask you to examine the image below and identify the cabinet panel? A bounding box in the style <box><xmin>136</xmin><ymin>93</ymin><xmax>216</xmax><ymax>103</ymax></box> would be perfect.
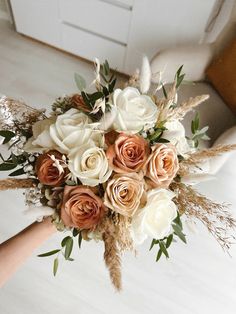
<box><xmin>61</xmin><ymin>23</ymin><xmax>125</xmax><ymax>71</ymax></box>
<box><xmin>11</xmin><ymin>0</ymin><xmax>61</xmax><ymax>48</ymax></box>
<box><xmin>59</xmin><ymin>0</ymin><xmax>131</xmax><ymax>44</ymax></box>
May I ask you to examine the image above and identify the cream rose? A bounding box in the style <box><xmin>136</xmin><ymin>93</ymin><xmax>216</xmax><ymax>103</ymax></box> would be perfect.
<box><xmin>50</xmin><ymin>108</ymin><xmax>102</xmax><ymax>153</ymax></box>
<box><xmin>130</xmin><ymin>188</ymin><xmax>178</xmax><ymax>245</ymax></box>
<box><xmin>112</xmin><ymin>87</ymin><xmax>158</xmax><ymax>133</ymax></box>
<box><xmin>146</xmin><ymin>143</ymin><xmax>179</xmax><ymax>188</ymax></box>
<box><xmin>68</xmin><ymin>140</ymin><xmax>112</xmax><ymax>186</ymax></box>
<box><xmin>24</xmin><ymin>118</ymin><xmax>56</xmax><ymax>152</ymax></box>
<box><xmin>104</xmin><ymin>173</ymin><xmax>145</xmax><ymax>217</ymax></box>
<box><xmin>162</xmin><ymin>120</ymin><xmax>190</xmax><ymax>156</ymax></box>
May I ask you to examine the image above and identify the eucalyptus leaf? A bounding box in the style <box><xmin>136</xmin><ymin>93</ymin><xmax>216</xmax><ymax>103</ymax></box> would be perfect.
<box><xmin>72</xmin><ymin>228</ymin><xmax>80</xmax><ymax>237</ymax></box>
<box><xmin>162</xmin><ymin>83</ymin><xmax>167</xmax><ymax>99</ymax></box>
<box><xmin>38</xmin><ymin>249</ymin><xmax>60</xmax><ymax>257</ymax></box>
<box><xmin>61</xmin><ymin>236</ymin><xmax>71</xmax><ymax>247</ymax></box>
<box><xmin>156</xmin><ymin>249</ymin><xmax>162</xmax><ymax>262</ymax></box>
<box><xmin>172</xmin><ymin>224</ymin><xmax>187</xmax><ymax>243</ymax></box>
<box><xmin>53</xmin><ymin>258</ymin><xmax>59</xmax><ymax>276</ymax></box>
<box><xmin>0</xmin><ymin>163</ymin><xmax>17</xmax><ymax>171</ymax></box>
<box><xmin>0</xmin><ymin>130</ymin><xmax>15</xmax><ymax>144</ymax></box>
<box><xmin>74</xmin><ymin>73</ymin><xmax>86</xmax><ymax>91</ymax></box>
<box><xmin>78</xmin><ymin>232</ymin><xmax>83</xmax><ymax>249</ymax></box>
<box><xmin>9</xmin><ymin>167</ymin><xmax>25</xmax><ymax>177</ymax></box>
<box><xmin>64</xmin><ymin>237</ymin><xmax>73</xmax><ymax>259</ymax></box>
<box><xmin>159</xmin><ymin>241</ymin><xmax>169</xmax><ymax>258</ymax></box>
<box><xmin>149</xmin><ymin>239</ymin><xmax>157</xmax><ymax>251</ymax></box>
<box><xmin>166</xmin><ymin>234</ymin><xmax>173</xmax><ymax>248</ymax></box>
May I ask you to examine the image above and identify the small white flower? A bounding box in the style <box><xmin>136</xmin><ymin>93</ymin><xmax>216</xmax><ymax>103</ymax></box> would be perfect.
<box><xmin>130</xmin><ymin>188</ymin><xmax>178</xmax><ymax>245</ymax></box>
<box><xmin>49</xmin><ymin>154</ymin><xmax>65</xmax><ymax>176</ymax></box>
<box><xmin>68</xmin><ymin>140</ymin><xmax>112</xmax><ymax>186</ymax></box>
<box><xmin>91</xmin><ymin>98</ymin><xmax>106</xmax><ymax>114</ymax></box>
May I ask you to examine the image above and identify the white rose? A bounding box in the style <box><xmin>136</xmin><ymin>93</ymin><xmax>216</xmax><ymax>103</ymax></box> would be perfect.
<box><xmin>112</xmin><ymin>87</ymin><xmax>158</xmax><ymax>133</ymax></box>
<box><xmin>50</xmin><ymin>108</ymin><xmax>103</xmax><ymax>153</ymax></box>
<box><xmin>162</xmin><ymin>120</ymin><xmax>190</xmax><ymax>156</ymax></box>
<box><xmin>24</xmin><ymin>118</ymin><xmax>56</xmax><ymax>152</ymax></box>
<box><xmin>68</xmin><ymin>140</ymin><xmax>112</xmax><ymax>186</ymax></box>
<box><xmin>130</xmin><ymin>188</ymin><xmax>177</xmax><ymax>245</ymax></box>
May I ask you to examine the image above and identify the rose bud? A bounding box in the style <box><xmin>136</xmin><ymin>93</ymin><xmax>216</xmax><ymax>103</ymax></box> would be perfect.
<box><xmin>35</xmin><ymin>150</ymin><xmax>67</xmax><ymax>186</ymax></box>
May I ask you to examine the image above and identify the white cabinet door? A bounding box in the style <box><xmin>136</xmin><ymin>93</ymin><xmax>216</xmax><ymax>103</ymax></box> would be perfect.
<box><xmin>125</xmin><ymin>0</ymin><xmax>216</xmax><ymax>74</ymax></box>
<box><xmin>11</xmin><ymin>0</ymin><xmax>61</xmax><ymax>48</ymax></box>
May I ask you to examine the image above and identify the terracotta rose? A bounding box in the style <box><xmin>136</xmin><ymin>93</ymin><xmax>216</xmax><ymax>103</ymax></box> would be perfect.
<box><xmin>106</xmin><ymin>133</ymin><xmax>149</xmax><ymax>173</ymax></box>
<box><xmin>145</xmin><ymin>143</ymin><xmax>179</xmax><ymax>188</ymax></box>
<box><xmin>61</xmin><ymin>185</ymin><xmax>105</xmax><ymax>230</ymax></box>
<box><xmin>35</xmin><ymin>150</ymin><xmax>67</xmax><ymax>186</ymax></box>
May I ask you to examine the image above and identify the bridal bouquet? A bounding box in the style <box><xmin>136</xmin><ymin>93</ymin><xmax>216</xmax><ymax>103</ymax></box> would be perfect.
<box><xmin>0</xmin><ymin>58</ymin><xmax>235</xmax><ymax>290</ymax></box>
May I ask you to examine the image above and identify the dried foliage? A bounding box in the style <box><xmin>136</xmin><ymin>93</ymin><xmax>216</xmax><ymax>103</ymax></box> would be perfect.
<box><xmin>102</xmin><ymin>217</ymin><xmax>122</xmax><ymax>291</ymax></box>
<box><xmin>171</xmin><ymin>182</ymin><xmax>236</xmax><ymax>252</ymax></box>
<box><xmin>179</xmin><ymin>144</ymin><xmax>236</xmax><ymax>176</ymax></box>
<box><xmin>0</xmin><ymin>178</ymin><xmax>35</xmax><ymax>191</ymax></box>
<box><xmin>168</xmin><ymin>94</ymin><xmax>209</xmax><ymax>120</ymax></box>
<box><xmin>0</xmin><ymin>96</ymin><xmax>45</xmax><ymax>131</ymax></box>
<box><xmin>155</xmin><ymin>82</ymin><xmax>209</xmax><ymax>124</ymax></box>
<box><xmin>112</xmin><ymin>213</ymin><xmax>133</xmax><ymax>252</ymax></box>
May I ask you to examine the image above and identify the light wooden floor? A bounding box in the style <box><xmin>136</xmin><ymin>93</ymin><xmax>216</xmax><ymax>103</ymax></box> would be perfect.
<box><xmin>1</xmin><ymin>19</ymin><xmax>236</xmax><ymax>314</ymax></box>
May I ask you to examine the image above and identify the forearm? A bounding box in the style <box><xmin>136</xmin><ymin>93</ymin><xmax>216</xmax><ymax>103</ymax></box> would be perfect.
<box><xmin>0</xmin><ymin>218</ymin><xmax>56</xmax><ymax>288</ymax></box>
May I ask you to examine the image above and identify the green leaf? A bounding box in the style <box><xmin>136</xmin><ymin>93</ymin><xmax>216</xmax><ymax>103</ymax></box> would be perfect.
<box><xmin>61</xmin><ymin>236</ymin><xmax>71</xmax><ymax>247</ymax></box>
<box><xmin>149</xmin><ymin>239</ymin><xmax>157</xmax><ymax>251</ymax></box>
<box><xmin>78</xmin><ymin>232</ymin><xmax>83</xmax><ymax>249</ymax></box>
<box><xmin>176</xmin><ymin>74</ymin><xmax>185</xmax><ymax>89</ymax></box>
<box><xmin>74</xmin><ymin>73</ymin><xmax>86</xmax><ymax>91</ymax></box>
<box><xmin>9</xmin><ymin>167</ymin><xmax>25</xmax><ymax>177</ymax></box>
<box><xmin>162</xmin><ymin>83</ymin><xmax>167</xmax><ymax>99</ymax></box>
<box><xmin>0</xmin><ymin>130</ymin><xmax>15</xmax><ymax>144</ymax></box>
<box><xmin>194</xmin><ymin>113</ymin><xmax>200</xmax><ymax>130</ymax></box>
<box><xmin>89</xmin><ymin>91</ymin><xmax>103</xmax><ymax>102</ymax></box>
<box><xmin>108</xmin><ymin>78</ymin><xmax>117</xmax><ymax>93</ymax></box>
<box><xmin>64</xmin><ymin>237</ymin><xmax>73</xmax><ymax>259</ymax></box>
<box><xmin>174</xmin><ymin>212</ymin><xmax>183</xmax><ymax>229</ymax></box>
<box><xmin>159</xmin><ymin>241</ymin><xmax>169</xmax><ymax>258</ymax></box>
<box><xmin>172</xmin><ymin>224</ymin><xmax>187</xmax><ymax>244</ymax></box>
<box><xmin>81</xmin><ymin>91</ymin><xmax>93</xmax><ymax>109</ymax></box>
<box><xmin>156</xmin><ymin>248</ymin><xmax>163</xmax><ymax>262</ymax></box>
<box><xmin>156</xmin><ymin>138</ymin><xmax>170</xmax><ymax>143</ymax></box>
<box><xmin>103</xmin><ymin>60</ymin><xmax>110</xmax><ymax>76</ymax></box>
<box><xmin>38</xmin><ymin>249</ymin><xmax>60</xmax><ymax>257</ymax></box>
<box><xmin>72</xmin><ymin>228</ymin><xmax>80</xmax><ymax>237</ymax></box>
<box><xmin>53</xmin><ymin>257</ymin><xmax>59</xmax><ymax>276</ymax></box>
<box><xmin>175</xmin><ymin>65</ymin><xmax>185</xmax><ymax>89</ymax></box>
<box><xmin>0</xmin><ymin>162</ymin><xmax>17</xmax><ymax>171</ymax></box>
<box><xmin>166</xmin><ymin>234</ymin><xmax>173</xmax><ymax>248</ymax></box>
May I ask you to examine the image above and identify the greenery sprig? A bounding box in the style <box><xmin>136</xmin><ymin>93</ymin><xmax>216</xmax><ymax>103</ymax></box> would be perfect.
<box><xmin>150</xmin><ymin>213</ymin><xmax>186</xmax><ymax>262</ymax></box>
<box><xmin>38</xmin><ymin>229</ymin><xmax>83</xmax><ymax>276</ymax></box>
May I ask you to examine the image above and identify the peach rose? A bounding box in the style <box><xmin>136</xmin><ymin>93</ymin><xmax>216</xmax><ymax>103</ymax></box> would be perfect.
<box><xmin>145</xmin><ymin>143</ymin><xmax>179</xmax><ymax>188</ymax></box>
<box><xmin>35</xmin><ymin>150</ymin><xmax>67</xmax><ymax>186</ymax></box>
<box><xmin>61</xmin><ymin>185</ymin><xmax>105</xmax><ymax>229</ymax></box>
<box><xmin>106</xmin><ymin>133</ymin><xmax>149</xmax><ymax>173</ymax></box>
<box><xmin>104</xmin><ymin>173</ymin><xmax>145</xmax><ymax>217</ymax></box>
